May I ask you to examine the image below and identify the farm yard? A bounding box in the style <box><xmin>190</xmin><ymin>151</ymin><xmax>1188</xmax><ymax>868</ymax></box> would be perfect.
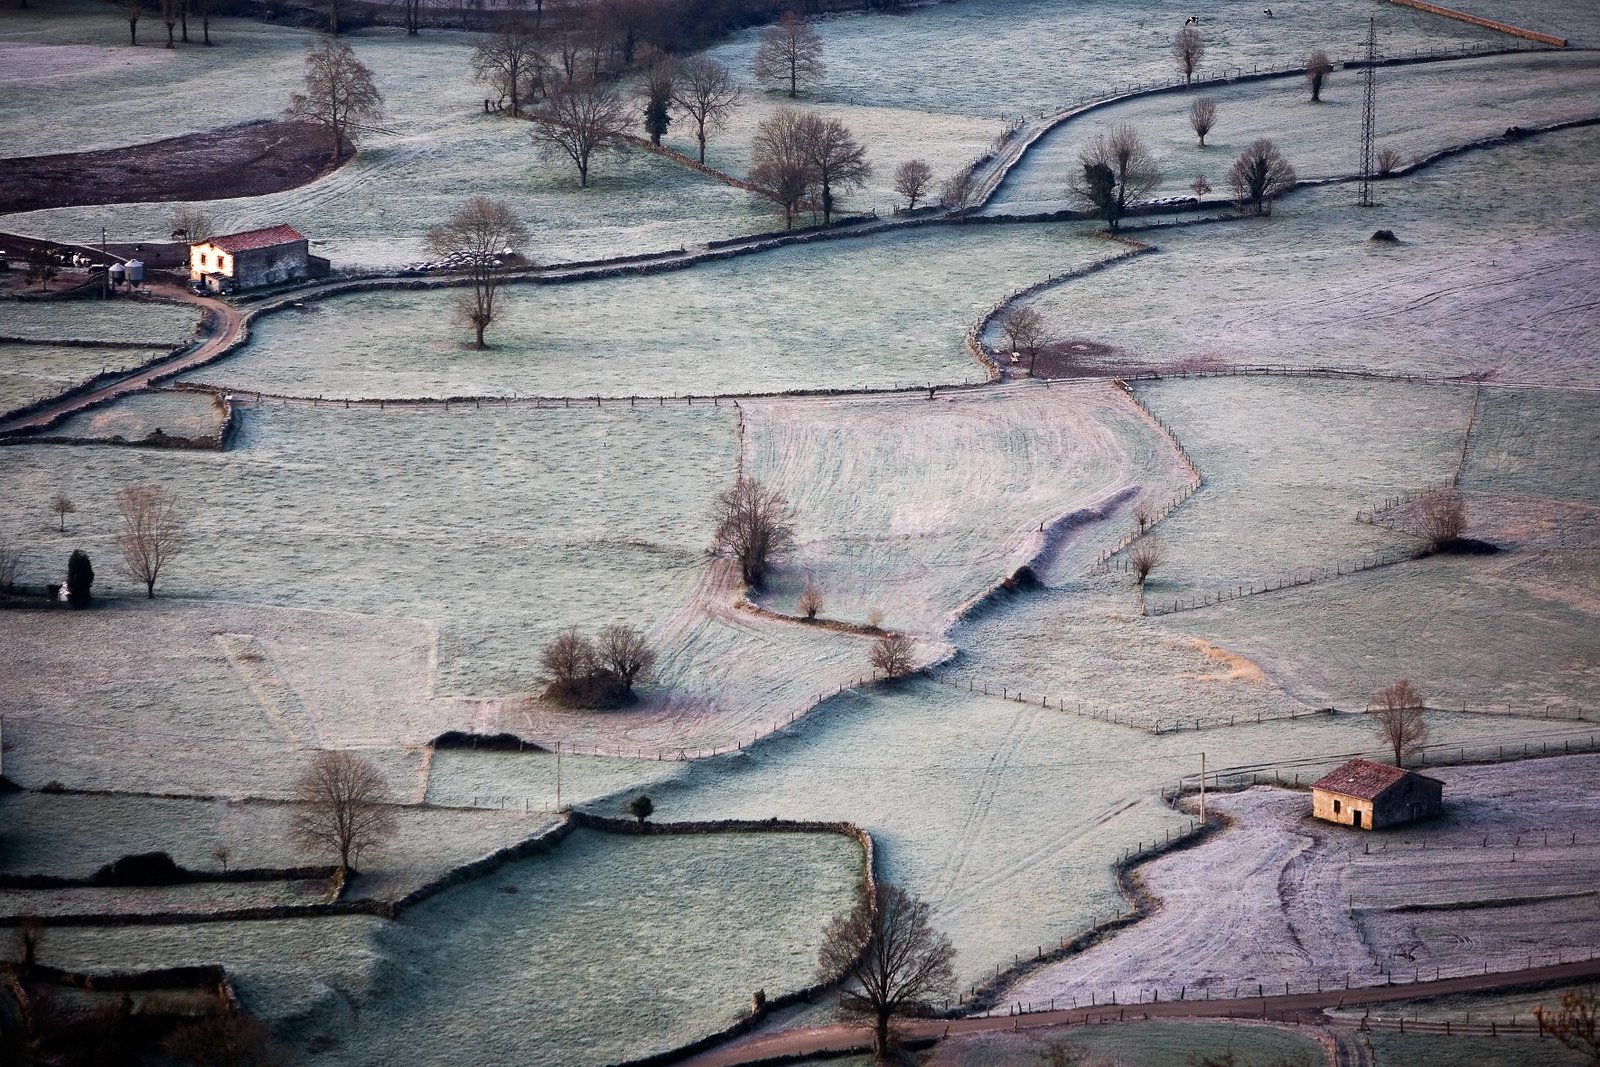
<box><xmin>2</xmin><ymin>0</ymin><xmax>1598</xmax><ymax>1062</ymax></box>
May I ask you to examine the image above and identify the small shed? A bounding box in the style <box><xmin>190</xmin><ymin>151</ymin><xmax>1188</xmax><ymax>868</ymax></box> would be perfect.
<box><xmin>1311</xmin><ymin>758</ymin><xmax>1443</xmax><ymax>830</ymax></box>
<box><xmin>188</xmin><ymin>224</ymin><xmax>327</xmax><ymax>292</ymax></box>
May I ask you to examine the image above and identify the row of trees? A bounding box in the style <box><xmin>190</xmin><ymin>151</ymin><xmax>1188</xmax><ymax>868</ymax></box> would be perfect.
<box><xmin>106</xmin><ymin>0</ymin><xmax>218</xmax><ymax>47</ymax></box>
<box><xmin>748</xmin><ymin>106</ymin><xmax>870</xmax><ymax>227</ymax></box>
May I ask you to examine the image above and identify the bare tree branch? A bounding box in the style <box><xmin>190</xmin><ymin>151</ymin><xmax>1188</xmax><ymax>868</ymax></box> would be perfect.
<box><xmin>1371</xmin><ymin>679</ymin><xmax>1428</xmax><ymax>767</ymax></box>
<box><xmin>291</xmin><ymin>750</ymin><xmax>397</xmax><ymax>872</ymax></box>
<box><xmin>752</xmin><ymin>11</ymin><xmax>823</xmax><ymax>98</ymax></box>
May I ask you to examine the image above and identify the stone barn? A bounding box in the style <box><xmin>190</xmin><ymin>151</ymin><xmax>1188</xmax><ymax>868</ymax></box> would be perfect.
<box><xmin>188</xmin><ymin>224</ymin><xmax>328</xmax><ymax>292</ymax></box>
<box><xmin>1311</xmin><ymin>758</ymin><xmax>1444</xmax><ymax>830</ymax></box>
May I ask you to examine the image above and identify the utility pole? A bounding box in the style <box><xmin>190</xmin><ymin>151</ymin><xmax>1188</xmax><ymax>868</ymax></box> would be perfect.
<box><xmin>555</xmin><ymin>741</ymin><xmax>562</xmax><ymax>812</ymax></box>
<box><xmin>1359</xmin><ymin>17</ymin><xmax>1379</xmax><ymax>207</ymax></box>
<box><xmin>1200</xmin><ymin>751</ymin><xmax>1206</xmax><ymax>823</ymax></box>
<box><xmin>101</xmin><ymin>227</ymin><xmax>110</xmax><ymax>299</ymax></box>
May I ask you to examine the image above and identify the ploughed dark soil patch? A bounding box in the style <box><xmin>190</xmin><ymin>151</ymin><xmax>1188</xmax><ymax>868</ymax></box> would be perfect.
<box><xmin>0</xmin><ymin>119</ymin><xmax>347</xmax><ymax>215</ymax></box>
<box><xmin>1029</xmin><ymin>337</ymin><xmax>1236</xmax><ymax>380</ymax></box>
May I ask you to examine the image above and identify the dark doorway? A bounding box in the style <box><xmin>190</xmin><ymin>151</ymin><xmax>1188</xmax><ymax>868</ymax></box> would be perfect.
<box><xmin>1353</xmin><ymin>809</ymin><xmax>1363</xmax><ymax>828</ymax></box>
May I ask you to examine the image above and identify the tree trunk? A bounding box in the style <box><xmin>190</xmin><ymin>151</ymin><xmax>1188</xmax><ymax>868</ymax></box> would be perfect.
<box><xmin>203</xmin><ymin>16</ymin><xmax>211</xmax><ymax>44</ymax></box>
<box><xmin>788</xmin><ymin>63</ymin><xmax>797</xmax><ymax>98</ymax></box>
<box><xmin>577</xmin><ymin>156</ymin><xmax>589</xmax><ymax>187</ymax></box>
<box><xmin>145</xmin><ymin>578</ymin><xmax>155</xmax><ymax>598</ymax></box>
<box><xmin>874</xmin><ymin>1010</ymin><xmax>891</xmax><ymax>1057</ymax></box>
<box><xmin>180</xmin><ymin>7</ymin><xmax>189</xmax><ymax>41</ymax></box>
<box><xmin>129</xmin><ymin>18</ymin><xmax>138</xmax><ymax>45</ymax></box>
<box><xmin>1311</xmin><ymin>74</ymin><xmax>1323</xmax><ymax>102</ymax></box>
<box><xmin>697</xmin><ymin>127</ymin><xmax>707</xmax><ymax>163</ymax></box>
<box><xmin>821</xmin><ymin>181</ymin><xmax>833</xmax><ymax>225</ymax></box>
<box><xmin>474</xmin><ymin>321</ymin><xmax>486</xmax><ymax>349</ymax></box>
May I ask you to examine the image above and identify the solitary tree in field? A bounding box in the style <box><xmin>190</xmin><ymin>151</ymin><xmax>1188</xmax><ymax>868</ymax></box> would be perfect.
<box><xmin>671</xmin><ymin>55</ymin><xmax>743</xmax><ymax>164</ymax></box>
<box><xmin>1190</xmin><ymin>174</ymin><xmax>1212</xmax><ymax>199</ymax></box>
<box><xmin>637</xmin><ymin>58</ymin><xmax>676</xmax><ymax>146</ymax></box>
<box><xmin>797</xmin><ymin>581</ymin><xmax>823</xmax><ymax>620</ymax></box>
<box><xmin>285</xmin><ymin>39</ymin><xmax>384</xmax><ymax>161</ymax></box>
<box><xmin>596</xmin><ymin>623</ymin><xmax>657</xmax><ymax>695</ymax></box>
<box><xmin>1132</xmin><ymin>500</ymin><xmax>1156</xmax><ymax>535</ymax></box>
<box><xmin>530</xmin><ymin>80</ymin><xmax>630</xmax><ymax>187</ymax></box>
<box><xmin>869</xmin><ymin>633</ymin><xmax>915</xmax><ymax>679</ymax></box>
<box><xmin>66</xmin><ymin>549</ymin><xmax>94</xmax><ymax>609</ymax></box>
<box><xmin>996</xmin><ymin>303</ymin><xmax>1050</xmax><ymax>375</ymax></box>
<box><xmin>1415</xmin><ymin>486</ymin><xmax>1465</xmax><ymax>550</ymax></box>
<box><xmin>540</xmin><ymin>627</ymin><xmax>598</xmax><ymax>703</ymax></box>
<box><xmin>425</xmin><ymin>196</ymin><xmax>531</xmax><ymax>349</ymax></box>
<box><xmin>169</xmin><ymin>205</ymin><xmax>214</xmax><ymax>244</ymax></box>
<box><xmin>712</xmin><ymin>477</ymin><xmax>795</xmax><ymax>588</ymax></box>
<box><xmin>749</xmin><ymin>107</ymin><xmax>814</xmax><ymax>230</ymax></box>
<box><xmin>818</xmin><ymin>883</ymin><xmax>955</xmax><ymax>1058</ymax></box>
<box><xmin>753</xmin><ymin>11</ymin><xmax>824</xmax><ymax>98</ymax></box>
<box><xmin>1188</xmin><ymin>96</ymin><xmax>1217</xmax><ymax>147</ymax></box>
<box><xmin>1533</xmin><ymin>986</ymin><xmax>1600</xmax><ymax>1063</ymax></box>
<box><xmin>1305</xmin><ymin>49</ymin><xmax>1334</xmax><ymax>102</ymax></box>
<box><xmin>893</xmin><ymin>159</ymin><xmax>934</xmax><ymax>211</ymax></box>
<box><xmin>800</xmin><ymin>114</ymin><xmax>870</xmax><ymax>225</ymax></box>
<box><xmin>472</xmin><ymin>21</ymin><xmax>547</xmax><ymax>118</ymax></box>
<box><xmin>50</xmin><ymin>494</ymin><xmax>76</xmax><ymax>533</ymax></box>
<box><xmin>113</xmin><ymin>0</ymin><xmax>142</xmax><ymax>45</ymax></box>
<box><xmin>193</xmin><ymin>0</ymin><xmax>217</xmax><ymax>45</ymax></box>
<box><xmin>1371</xmin><ymin>679</ymin><xmax>1427</xmax><ymax>767</ymax></box>
<box><xmin>116</xmin><ymin>484</ymin><xmax>185</xmax><ymax>598</ymax></box>
<box><xmin>1126</xmin><ymin>538</ymin><xmax>1164</xmax><ymax>586</ymax></box>
<box><xmin>1173</xmin><ymin>26</ymin><xmax>1205</xmax><ymax>85</ymax></box>
<box><xmin>1069</xmin><ymin>124</ymin><xmax>1161</xmax><ymax>231</ymax></box>
<box><xmin>627</xmin><ymin>794</ymin><xmax>654</xmax><ymax>825</ymax></box>
<box><xmin>291</xmin><ymin>750</ymin><xmax>397</xmax><ymax>872</ymax></box>
<box><xmin>1227</xmin><ymin>138</ymin><xmax>1296</xmax><ymax>216</ymax></box>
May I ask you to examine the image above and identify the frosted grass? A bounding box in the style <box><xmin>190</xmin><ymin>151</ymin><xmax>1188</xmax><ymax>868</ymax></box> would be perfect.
<box><xmin>49</xmin><ymin>389</ymin><xmax>223</xmax><ymax>441</ymax></box>
<box><xmin>185</xmin><ymin>224</ymin><xmax>1107</xmax><ymax>399</ymax></box>
<box><xmin>1462</xmin><ymin>387</ymin><xmax>1600</xmax><ymax>506</ymax></box>
<box><xmin>0</xmin><ymin>343</ymin><xmax>165</xmax><ymax>417</ymax></box>
<box><xmin>0</xmin><ymin>300</ymin><xmax>200</xmax><ymax>343</ymax></box>
<box><xmin>930</xmin><ymin>1021</ymin><xmax>1325</xmax><ymax>1067</ymax></box>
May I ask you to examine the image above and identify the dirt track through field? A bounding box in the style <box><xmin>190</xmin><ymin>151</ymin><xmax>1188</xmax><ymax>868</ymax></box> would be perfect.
<box><xmin>681</xmin><ymin>957</ymin><xmax>1600</xmax><ymax>1066</ymax></box>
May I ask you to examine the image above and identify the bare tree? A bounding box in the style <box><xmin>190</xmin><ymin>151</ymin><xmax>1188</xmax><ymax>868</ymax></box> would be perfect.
<box><xmin>817</xmin><ymin>883</ymin><xmax>956</xmax><ymax>1058</ymax></box>
<box><xmin>161</xmin><ymin>0</ymin><xmax>179</xmax><ymax>47</ymax></box>
<box><xmin>1534</xmin><ymin>986</ymin><xmax>1600</xmax><ymax>1064</ymax></box>
<box><xmin>1069</xmin><ymin>124</ymin><xmax>1161</xmax><ymax>231</ymax></box>
<box><xmin>1376</xmin><ymin>146</ymin><xmax>1403</xmax><ymax>177</ymax></box>
<box><xmin>800</xmin><ymin>113</ymin><xmax>870</xmax><ymax>225</ymax></box>
<box><xmin>290</xmin><ymin>750</ymin><xmax>397</xmax><ymax>872</ymax></box>
<box><xmin>712</xmin><ymin>477</ymin><xmax>795</xmax><ymax>588</ymax></box>
<box><xmin>749</xmin><ymin>106</ymin><xmax>814</xmax><ymax>230</ymax></box>
<box><xmin>530</xmin><ymin>79</ymin><xmax>630</xmax><ymax>187</ymax></box>
<box><xmin>211</xmin><ymin>844</ymin><xmax>232</xmax><ymax>871</ymax></box>
<box><xmin>869</xmin><ymin>633</ymin><xmax>915</xmax><ymax>678</ymax></box>
<box><xmin>194</xmin><ymin>0</ymin><xmax>216</xmax><ymax>45</ymax></box>
<box><xmin>1371</xmin><ymin>679</ymin><xmax>1427</xmax><ymax>766</ymax></box>
<box><xmin>540</xmin><ymin>627</ymin><xmax>597</xmax><ymax>700</ymax></box>
<box><xmin>893</xmin><ymin>159</ymin><xmax>933</xmax><ymax>211</ymax></box>
<box><xmin>1173</xmin><ymin>26</ymin><xmax>1205</xmax><ymax>85</ymax></box>
<box><xmin>672</xmin><ymin>55</ymin><xmax>742</xmax><ymax>164</ymax></box>
<box><xmin>50</xmin><ymin>493</ymin><xmax>75</xmax><ymax>533</ymax></box>
<box><xmin>939</xmin><ymin>164</ymin><xmax>980</xmax><ymax>219</ymax></box>
<box><xmin>1227</xmin><ymin>137</ymin><xmax>1296</xmax><ymax>216</ymax></box>
<box><xmin>1126</xmin><ymin>538</ymin><xmax>1164</xmax><ymax>586</ymax></box>
<box><xmin>752</xmin><ymin>11</ymin><xmax>824</xmax><ymax>98</ymax></box>
<box><xmin>596</xmin><ymin>624</ymin><xmax>656</xmax><ymax>694</ymax></box>
<box><xmin>1190</xmin><ymin>174</ymin><xmax>1212</xmax><ymax>198</ymax></box>
<box><xmin>425</xmin><ymin>196</ymin><xmax>531</xmax><ymax>349</ymax></box>
<box><xmin>169</xmin><ymin>205</ymin><xmax>214</xmax><ymax>244</ymax></box>
<box><xmin>1416</xmin><ymin>486</ymin><xmax>1466</xmax><ymax>549</ymax></box>
<box><xmin>1188</xmin><ymin>96</ymin><xmax>1217</xmax><ymax>147</ymax></box>
<box><xmin>116</xmin><ymin>484</ymin><xmax>185</xmax><ymax>598</ymax></box>
<box><xmin>995</xmin><ymin>304</ymin><xmax>1049</xmax><ymax>375</ymax></box>
<box><xmin>1132</xmin><ymin>499</ymin><xmax>1156</xmax><ymax>534</ymax></box>
<box><xmin>285</xmin><ymin>39</ymin><xmax>384</xmax><ymax>161</ymax></box>
<box><xmin>0</xmin><ymin>530</ymin><xmax>19</xmax><ymax>593</ymax></box>
<box><xmin>112</xmin><ymin>0</ymin><xmax>141</xmax><ymax>45</ymax></box>
<box><xmin>401</xmin><ymin>0</ymin><xmax>421</xmax><ymax>34</ymax></box>
<box><xmin>797</xmin><ymin>581</ymin><xmax>823</xmax><ymax>620</ymax></box>
<box><xmin>636</xmin><ymin>57</ymin><xmax>675</xmax><ymax>146</ymax></box>
<box><xmin>1305</xmin><ymin>49</ymin><xmax>1334</xmax><ymax>102</ymax></box>
<box><xmin>472</xmin><ymin>21</ymin><xmax>547</xmax><ymax>117</ymax></box>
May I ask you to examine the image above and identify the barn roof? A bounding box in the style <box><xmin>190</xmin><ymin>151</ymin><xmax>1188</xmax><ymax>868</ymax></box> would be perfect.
<box><xmin>206</xmin><ymin>224</ymin><xmax>306</xmax><ymax>253</ymax></box>
<box><xmin>1311</xmin><ymin>758</ymin><xmax>1441</xmax><ymax>800</ymax></box>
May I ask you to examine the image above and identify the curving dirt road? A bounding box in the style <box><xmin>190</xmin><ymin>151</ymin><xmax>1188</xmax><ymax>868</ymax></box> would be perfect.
<box><xmin>0</xmin><ymin>281</ymin><xmax>241</xmax><ymax>438</ymax></box>
<box><xmin>681</xmin><ymin>957</ymin><xmax>1600</xmax><ymax>1066</ymax></box>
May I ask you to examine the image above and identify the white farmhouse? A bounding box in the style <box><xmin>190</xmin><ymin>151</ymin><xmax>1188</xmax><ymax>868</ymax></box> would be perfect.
<box><xmin>188</xmin><ymin>224</ymin><xmax>327</xmax><ymax>292</ymax></box>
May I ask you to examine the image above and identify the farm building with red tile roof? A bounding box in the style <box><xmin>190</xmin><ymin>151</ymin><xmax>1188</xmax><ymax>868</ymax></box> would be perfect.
<box><xmin>1311</xmin><ymin>758</ymin><xmax>1444</xmax><ymax>830</ymax></box>
<box><xmin>188</xmin><ymin>224</ymin><xmax>327</xmax><ymax>292</ymax></box>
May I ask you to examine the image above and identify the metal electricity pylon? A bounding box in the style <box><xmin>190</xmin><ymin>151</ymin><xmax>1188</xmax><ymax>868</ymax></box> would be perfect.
<box><xmin>1359</xmin><ymin>17</ymin><xmax>1380</xmax><ymax>207</ymax></box>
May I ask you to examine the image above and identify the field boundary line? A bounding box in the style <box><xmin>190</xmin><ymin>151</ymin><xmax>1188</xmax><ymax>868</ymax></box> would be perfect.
<box><xmin>1389</xmin><ymin>0</ymin><xmax>1568</xmax><ymax>47</ymax></box>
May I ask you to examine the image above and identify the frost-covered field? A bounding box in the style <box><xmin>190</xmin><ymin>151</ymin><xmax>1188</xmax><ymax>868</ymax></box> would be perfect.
<box><xmin>0</xmin><ymin>402</ymin><xmax>735</xmax><ymax>698</ymax></box>
<box><xmin>1463</xmin><ymin>387</ymin><xmax>1600</xmax><ymax>506</ymax></box>
<box><xmin>927</xmin><ymin>1020</ymin><xmax>1326</xmax><ymax>1067</ymax></box>
<box><xmin>990</xmin><ymin>51</ymin><xmax>1600</xmax><ymax>211</ymax></box>
<box><xmin>47</xmin><ymin>388</ymin><xmax>224</xmax><ymax>442</ymax></box>
<box><xmin>1445</xmin><ymin>0</ymin><xmax>1600</xmax><ymax>47</ymax></box>
<box><xmin>743</xmin><ymin>382</ymin><xmax>1189</xmax><ymax>632</ymax></box>
<box><xmin>0</xmin><ymin>343</ymin><xmax>166</xmax><ymax>417</ymax></box>
<box><xmin>1024</xmin><ymin>125</ymin><xmax>1600</xmax><ymax>385</ymax></box>
<box><xmin>1133</xmin><ymin>376</ymin><xmax>1473</xmax><ymax>603</ymax></box>
<box><xmin>1008</xmin><ymin>756</ymin><xmax>1600</xmax><ymax>1007</ymax></box>
<box><xmin>1</xmin><ymin>300</ymin><xmax>201</xmax><ymax>343</ymax></box>
<box><xmin>184</xmin><ymin>225</ymin><xmax>1107</xmax><ymax>399</ymax></box>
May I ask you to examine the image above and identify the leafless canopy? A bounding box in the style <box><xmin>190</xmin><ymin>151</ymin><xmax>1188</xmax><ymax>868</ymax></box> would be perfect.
<box><xmin>540</xmin><ymin>626</ymin><xmax>597</xmax><ymax>696</ymax></box>
<box><xmin>1416</xmin><ymin>486</ymin><xmax>1466</xmax><ymax>549</ymax></box>
<box><xmin>0</xmin><ymin>530</ymin><xmax>19</xmax><ymax>593</ymax></box>
<box><xmin>1173</xmin><ymin>26</ymin><xmax>1205</xmax><ymax>84</ymax></box>
<box><xmin>50</xmin><ymin>493</ymin><xmax>76</xmax><ymax>532</ymax></box>
<box><xmin>800</xmin><ymin>114</ymin><xmax>870</xmax><ymax>225</ymax></box>
<box><xmin>817</xmin><ymin>882</ymin><xmax>956</xmax><ymax>1057</ymax></box>
<box><xmin>797</xmin><ymin>581</ymin><xmax>823</xmax><ymax>620</ymax></box>
<box><xmin>291</xmin><ymin>750</ymin><xmax>397</xmax><ymax>872</ymax></box>
<box><xmin>1375</xmin><ymin>146</ymin><xmax>1403</xmax><ymax>177</ymax></box>
<box><xmin>1126</xmin><ymin>537</ymin><xmax>1164</xmax><ymax>586</ymax></box>
<box><xmin>1305</xmin><ymin>49</ymin><xmax>1334</xmax><ymax>102</ymax></box>
<box><xmin>869</xmin><ymin>633</ymin><xmax>916</xmax><ymax>678</ymax></box>
<box><xmin>1533</xmin><ymin>986</ymin><xmax>1600</xmax><ymax>1063</ymax></box>
<box><xmin>749</xmin><ymin>106</ymin><xmax>814</xmax><ymax>230</ymax></box>
<box><xmin>530</xmin><ymin>79</ymin><xmax>630</xmax><ymax>187</ymax></box>
<box><xmin>1132</xmin><ymin>500</ymin><xmax>1157</xmax><ymax>534</ymax></box>
<box><xmin>1188</xmin><ymin>96</ymin><xmax>1217</xmax><ymax>147</ymax></box>
<box><xmin>996</xmin><ymin>303</ymin><xmax>1050</xmax><ymax>375</ymax></box>
<box><xmin>472</xmin><ymin>21</ymin><xmax>548</xmax><ymax>117</ymax></box>
<box><xmin>1227</xmin><ymin>137</ymin><xmax>1297</xmax><ymax>216</ymax></box>
<box><xmin>752</xmin><ymin>11</ymin><xmax>824</xmax><ymax>98</ymax></box>
<box><xmin>672</xmin><ymin>55</ymin><xmax>743</xmax><ymax>164</ymax></box>
<box><xmin>596</xmin><ymin>624</ymin><xmax>657</xmax><ymax>693</ymax></box>
<box><xmin>1068</xmin><ymin>123</ymin><xmax>1161</xmax><ymax>231</ymax></box>
<box><xmin>116</xmin><ymin>484</ymin><xmax>185</xmax><ymax>598</ymax></box>
<box><xmin>1190</xmin><ymin>174</ymin><xmax>1213</xmax><ymax>198</ymax></box>
<box><xmin>893</xmin><ymin>159</ymin><xmax>934</xmax><ymax>211</ymax></box>
<box><xmin>112</xmin><ymin>0</ymin><xmax>141</xmax><ymax>45</ymax></box>
<box><xmin>169</xmin><ymin>205</ymin><xmax>214</xmax><ymax>244</ymax></box>
<box><xmin>285</xmin><ymin>39</ymin><xmax>384</xmax><ymax>160</ymax></box>
<box><xmin>712</xmin><ymin>477</ymin><xmax>795</xmax><ymax>588</ymax></box>
<box><xmin>939</xmin><ymin>164</ymin><xmax>981</xmax><ymax>218</ymax></box>
<box><xmin>425</xmin><ymin>196</ymin><xmax>531</xmax><ymax>349</ymax></box>
<box><xmin>1371</xmin><ymin>679</ymin><xmax>1428</xmax><ymax>767</ymax></box>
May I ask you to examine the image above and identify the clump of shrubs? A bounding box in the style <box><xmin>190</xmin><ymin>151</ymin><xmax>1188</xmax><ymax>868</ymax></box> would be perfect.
<box><xmin>539</xmin><ymin>624</ymin><xmax>657</xmax><ymax>709</ymax></box>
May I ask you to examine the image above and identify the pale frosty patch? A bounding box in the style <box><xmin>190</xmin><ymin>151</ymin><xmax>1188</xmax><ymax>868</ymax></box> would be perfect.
<box><xmin>0</xmin><ymin>43</ymin><xmax>167</xmax><ymax>85</ymax></box>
